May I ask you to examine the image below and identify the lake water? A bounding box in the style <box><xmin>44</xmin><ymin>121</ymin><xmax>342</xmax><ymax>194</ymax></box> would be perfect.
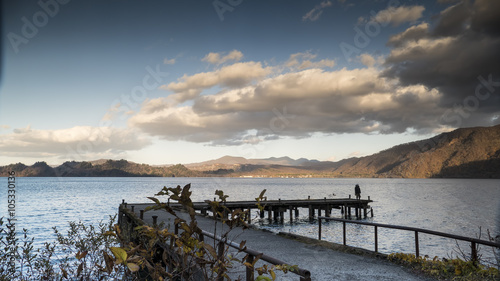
<box><xmin>1</xmin><ymin>177</ymin><xmax>499</xmax><ymax>264</ymax></box>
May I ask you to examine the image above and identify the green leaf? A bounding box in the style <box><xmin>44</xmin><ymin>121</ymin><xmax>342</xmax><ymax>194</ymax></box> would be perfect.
<box><xmin>259</xmin><ymin>189</ymin><xmax>267</xmax><ymax>199</ymax></box>
<box><xmin>203</xmin><ymin>243</ymin><xmax>218</xmax><ymax>258</ymax></box>
<box><xmin>110</xmin><ymin>247</ymin><xmax>127</xmax><ymax>264</ymax></box>
<box><xmin>77</xmin><ymin>263</ymin><xmax>83</xmax><ymax>276</ymax></box>
<box><xmin>127</xmin><ymin>262</ymin><xmax>140</xmax><ymax>272</ymax></box>
<box><xmin>239</xmin><ymin>240</ymin><xmax>246</xmax><ymax>250</ymax></box>
<box><xmin>270</xmin><ymin>270</ymin><xmax>276</xmax><ymax>280</ymax></box>
<box><xmin>76</xmin><ymin>250</ymin><xmax>88</xmax><ymax>260</ymax></box>
<box><xmin>147</xmin><ymin>197</ymin><xmax>161</xmax><ymax>205</ymax></box>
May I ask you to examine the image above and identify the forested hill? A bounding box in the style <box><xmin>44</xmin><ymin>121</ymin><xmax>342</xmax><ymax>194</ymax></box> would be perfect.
<box><xmin>326</xmin><ymin>124</ymin><xmax>500</xmax><ymax>178</ymax></box>
<box><xmin>0</xmin><ymin>160</ymin><xmax>201</xmax><ymax>177</ymax></box>
<box><xmin>2</xmin><ymin>125</ymin><xmax>499</xmax><ymax>178</ymax></box>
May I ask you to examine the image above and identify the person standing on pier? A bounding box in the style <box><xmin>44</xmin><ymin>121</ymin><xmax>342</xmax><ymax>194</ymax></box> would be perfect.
<box><xmin>355</xmin><ymin>184</ymin><xmax>361</xmax><ymax>200</ymax></box>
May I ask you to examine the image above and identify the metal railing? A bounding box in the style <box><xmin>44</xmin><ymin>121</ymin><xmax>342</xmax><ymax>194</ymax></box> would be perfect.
<box><xmin>318</xmin><ymin>216</ymin><xmax>500</xmax><ymax>263</ymax></box>
<box><xmin>195</xmin><ymin>227</ymin><xmax>311</xmax><ymax>281</ymax></box>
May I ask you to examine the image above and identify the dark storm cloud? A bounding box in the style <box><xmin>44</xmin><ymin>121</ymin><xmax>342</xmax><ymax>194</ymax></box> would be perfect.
<box><xmin>383</xmin><ymin>0</ymin><xmax>500</xmax><ymax>128</ymax></box>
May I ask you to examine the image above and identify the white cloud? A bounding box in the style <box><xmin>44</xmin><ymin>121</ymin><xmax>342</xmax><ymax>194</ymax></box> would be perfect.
<box><xmin>387</xmin><ymin>37</ymin><xmax>456</xmax><ymax>63</ymax></box>
<box><xmin>348</xmin><ymin>151</ymin><xmax>363</xmax><ymax>157</ymax></box>
<box><xmin>202</xmin><ymin>50</ymin><xmax>243</xmax><ymax>65</ymax></box>
<box><xmin>372</xmin><ymin>5</ymin><xmax>425</xmax><ymax>26</ymax></box>
<box><xmin>0</xmin><ymin>126</ymin><xmax>151</xmax><ymax>159</ymax></box>
<box><xmin>387</xmin><ymin>22</ymin><xmax>429</xmax><ymax>47</ymax></box>
<box><xmin>286</xmin><ymin>52</ymin><xmax>335</xmax><ymax>70</ymax></box>
<box><xmin>358</xmin><ymin>54</ymin><xmax>377</xmax><ymax>67</ymax></box>
<box><xmin>303</xmin><ymin>1</ymin><xmax>333</xmax><ymax>22</ymax></box>
<box><xmin>131</xmin><ymin>62</ymin><xmax>445</xmax><ymax>145</ymax></box>
<box><xmin>163</xmin><ymin>57</ymin><xmax>176</xmax><ymax>65</ymax></box>
<box><xmin>161</xmin><ymin>61</ymin><xmax>272</xmax><ymax>103</ymax></box>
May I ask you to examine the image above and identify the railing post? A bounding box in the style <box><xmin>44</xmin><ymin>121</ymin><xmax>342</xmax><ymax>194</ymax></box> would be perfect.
<box><xmin>247</xmin><ymin>209</ymin><xmax>251</xmax><ymax>223</ymax></box>
<box><xmin>471</xmin><ymin>241</ymin><xmax>478</xmax><ymax>265</ymax></box>
<box><xmin>318</xmin><ymin>217</ymin><xmax>322</xmax><ymax>240</ymax></box>
<box><xmin>245</xmin><ymin>255</ymin><xmax>254</xmax><ymax>281</ymax></box>
<box><xmin>374</xmin><ymin>225</ymin><xmax>378</xmax><ymax>253</ymax></box>
<box><xmin>415</xmin><ymin>231</ymin><xmax>419</xmax><ymax>257</ymax></box>
<box><xmin>343</xmin><ymin>221</ymin><xmax>346</xmax><ymax>246</ymax></box>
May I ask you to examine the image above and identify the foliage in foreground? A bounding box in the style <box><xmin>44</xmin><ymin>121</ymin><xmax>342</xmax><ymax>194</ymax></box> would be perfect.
<box><xmin>0</xmin><ymin>185</ymin><xmax>296</xmax><ymax>280</ymax></box>
<box><xmin>0</xmin><ymin>215</ymin><xmax>126</xmax><ymax>280</ymax></box>
<box><xmin>388</xmin><ymin>253</ymin><xmax>499</xmax><ymax>281</ymax></box>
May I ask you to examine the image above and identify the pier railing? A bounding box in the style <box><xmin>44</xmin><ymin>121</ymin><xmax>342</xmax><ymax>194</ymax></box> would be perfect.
<box><xmin>195</xmin><ymin>227</ymin><xmax>311</xmax><ymax>281</ymax></box>
<box><xmin>318</xmin><ymin>216</ymin><xmax>500</xmax><ymax>263</ymax></box>
<box><xmin>119</xmin><ymin>203</ymin><xmax>311</xmax><ymax>281</ymax></box>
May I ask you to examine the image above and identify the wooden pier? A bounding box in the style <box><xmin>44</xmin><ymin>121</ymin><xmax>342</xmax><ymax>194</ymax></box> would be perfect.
<box><xmin>130</xmin><ymin>196</ymin><xmax>373</xmax><ymax>224</ymax></box>
<box><xmin>118</xmin><ymin>196</ymin><xmax>372</xmax><ymax>280</ymax></box>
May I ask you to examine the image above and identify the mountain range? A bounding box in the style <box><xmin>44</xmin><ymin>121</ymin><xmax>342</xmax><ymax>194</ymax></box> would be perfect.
<box><xmin>2</xmin><ymin>124</ymin><xmax>499</xmax><ymax>178</ymax></box>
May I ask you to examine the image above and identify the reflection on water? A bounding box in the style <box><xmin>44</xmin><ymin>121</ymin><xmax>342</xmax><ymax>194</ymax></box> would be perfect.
<box><xmin>1</xmin><ymin>177</ymin><xmax>499</xmax><ymax>263</ymax></box>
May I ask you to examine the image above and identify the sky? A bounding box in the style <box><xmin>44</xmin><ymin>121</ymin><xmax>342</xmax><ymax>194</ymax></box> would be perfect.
<box><xmin>0</xmin><ymin>0</ymin><xmax>499</xmax><ymax>166</ymax></box>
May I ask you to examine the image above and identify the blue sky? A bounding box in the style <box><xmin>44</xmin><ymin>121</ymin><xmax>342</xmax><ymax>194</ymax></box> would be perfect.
<box><xmin>1</xmin><ymin>0</ymin><xmax>499</xmax><ymax>166</ymax></box>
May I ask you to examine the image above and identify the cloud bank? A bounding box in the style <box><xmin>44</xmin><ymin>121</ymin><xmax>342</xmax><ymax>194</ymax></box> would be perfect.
<box><xmin>0</xmin><ymin>126</ymin><xmax>151</xmax><ymax>160</ymax></box>
<box><xmin>129</xmin><ymin>0</ymin><xmax>500</xmax><ymax>146</ymax></box>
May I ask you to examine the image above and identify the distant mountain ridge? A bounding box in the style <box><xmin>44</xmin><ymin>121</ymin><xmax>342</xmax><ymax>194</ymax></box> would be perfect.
<box><xmin>185</xmin><ymin>155</ymin><xmax>320</xmax><ymax>169</ymax></box>
<box><xmin>2</xmin><ymin>125</ymin><xmax>499</xmax><ymax>178</ymax></box>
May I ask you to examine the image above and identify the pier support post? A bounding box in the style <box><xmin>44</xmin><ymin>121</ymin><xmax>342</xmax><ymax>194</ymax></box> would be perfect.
<box><xmin>308</xmin><ymin>205</ymin><xmax>313</xmax><ymax>221</ymax></box>
<box><xmin>247</xmin><ymin>209</ymin><xmax>252</xmax><ymax>223</ymax></box>
<box><xmin>326</xmin><ymin>205</ymin><xmax>331</xmax><ymax>217</ymax></box>
<box><xmin>280</xmin><ymin>211</ymin><xmax>284</xmax><ymax>224</ymax></box>
<box><xmin>289</xmin><ymin>206</ymin><xmax>293</xmax><ymax>223</ymax></box>
<box><xmin>348</xmin><ymin>206</ymin><xmax>351</xmax><ymax>218</ymax></box>
<box><xmin>268</xmin><ymin>207</ymin><xmax>272</xmax><ymax>222</ymax></box>
<box><xmin>364</xmin><ymin>207</ymin><xmax>367</xmax><ymax>218</ymax></box>
<box><xmin>295</xmin><ymin>208</ymin><xmax>299</xmax><ymax>218</ymax></box>
<box><xmin>260</xmin><ymin>210</ymin><xmax>264</xmax><ymax>218</ymax></box>
<box><xmin>274</xmin><ymin>210</ymin><xmax>279</xmax><ymax>222</ymax></box>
